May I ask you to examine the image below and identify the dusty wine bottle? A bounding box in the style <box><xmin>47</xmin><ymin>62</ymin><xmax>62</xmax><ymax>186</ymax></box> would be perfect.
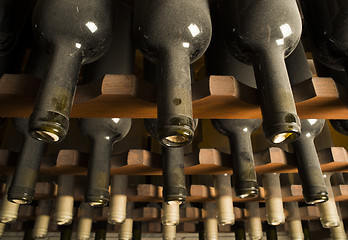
<box><xmin>76</xmin><ymin>202</ymin><xmax>93</xmax><ymax>240</ymax></box>
<box><xmin>108</xmin><ymin>175</ymin><xmax>128</xmax><ymax>224</ymax></box>
<box><xmin>8</xmin><ymin>118</ymin><xmax>45</xmax><ymax>204</ymax></box>
<box><xmin>29</xmin><ymin>0</ymin><xmax>114</xmax><ymax>143</ymax></box>
<box><xmin>221</xmin><ymin>0</ymin><xmax>302</xmax><ymax>144</ymax></box>
<box><xmin>262</xmin><ymin>173</ymin><xmax>285</xmax><ymax>225</ymax></box>
<box><xmin>79</xmin><ymin>118</ymin><xmax>131</xmax><ymax>206</ymax></box>
<box><xmin>212</xmin><ymin>119</ymin><xmax>261</xmax><ymax>198</ymax></box>
<box><xmin>32</xmin><ymin>200</ymin><xmax>52</xmax><ymax>238</ymax></box>
<box><xmin>134</xmin><ymin>0</ymin><xmax>211</xmax><ymax>147</ymax></box>
<box><xmin>145</xmin><ymin>118</ymin><xmax>193</xmax><ymax>204</ymax></box>
<box><xmin>300</xmin><ymin>0</ymin><xmax>348</xmax><ymax>79</ymax></box>
<box><xmin>54</xmin><ymin>175</ymin><xmax>75</xmax><ymax>225</ymax></box>
<box><xmin>214</xmin><ymin>174</ymin><xmax>235</xmax><ymax>225</ymax></box>
<box><xmin>291</xmin><ymin>119</ymin><xmax>328</xmax><ymax>204</ymax></box>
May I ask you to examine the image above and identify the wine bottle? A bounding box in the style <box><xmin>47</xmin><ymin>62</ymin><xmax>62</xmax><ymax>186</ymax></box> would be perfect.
<box><xmin>7</xmin><ymin>118</ymin><xmax>45</xmax><ymax>204</ymax></box>
<box><xmin>0</xmin><ymin>176</ymin><xmax>19</xmax><ymax>223</ymax></box>
<box><xmin>245</xmin><ymin>202</ymin><xmax>263</xmax><ymax>240</ymax></box>
<box><xmin>329</xmin><ymin>202</ymin><xmax>347</xmax><ymax>239</ymax></box>
<box><xmin>29</xmin><ymin>0</ymin><xmax>114</xmax><ymax>143</ymax></box>
<box><xmin>78</xmin><ymin>118</ymin><xmax>131</xmax><ymax>206</ymax></box>
<box><xmin>317</xmin><ymin>173</ymin><xmax>340</xmax><ymax>228</ymax></box>
<box><xmin>234</xmin><ymin>221</ymin><xmax>246</xmax><ymax>240</ymax></box>
<box><xmin>206</xmin><ymin>1</ymin><xmax>311</xmax><ymax>88</ymax></box>
<box><xmin>23</xmin><ymin>221</ymin><xmax>34</xmax><ymax>240</ymax></box>
<box><xmin>108</xmin><ymin>175</ymin><xmax>128</xmax><ymax>224</ymax></box>
<box><xmin>94</xmin><ymin>221</ymin><xmax>107</xmax><ymax>240</ymax></box>
<box><xmin>144</xmin><ymin>118</ymin><xmax>193</xmax><ymax>205</ymax></box>
<box><xmin>221</xmin><ymin>0</ymin><xmax>302</xmax><ymax>144</ymax></box>
<box><xmin>83</xmin><ymin>1</ymin><xmax>134</xmax><ymax>82</ymax></box>
<box><xmin>76</xmin><ymin>202</ymin><xmax>93</xmax><ymax>240</ymax></box>
<box><xmin>284</xmin><ymin>202</ymin><xmax>304</xmax><ymax>240</ymax></box>
<box><xmin>118</xmin><ymin>202</ymin><xmax>134</xmax><ymax>240</ymax></box>
<box><xmin>291</xmin><ymin>119</ymin><xmax>328</xmax><ymax>204</ymax></box>
<box><xmin>262</xmin><ymin>173</ymin><xmax>285</xmax><ymax>225</ymax></box>
<box><xmin>134</xmin><ymin>0</ymin><xmax>212</xmax><ymax>147</ymax></box>
<box><xmin>54</xmin><ymin>175</ymin><xmax>75</xmax><ymax>225</ymax></box>
<box><xmin>161</xmin><ymin>202</ymin><xmax>180</xmax><ymax>226</ymax></box>
<box><xmin>265</xmin><ymin>224</ymin><xmax>278</xmax><ymax>240</ymax></box>
<box><xmin>214</xmin><ymin>174</ymin><xmax>235</xmax><ymax>225</ymax></box>
<box><xmin>32</xmin><ymin>200</ymin><xmax>52</xmax><ymax>238</ymax></box>
<box><xmin>60</xmin><ymin>224</ymin><xmax>72</xmax><ymax>240</ymax></box>
<box><xmin>300</xmin><ymin>0</ymin><xmax>348</xmax><ymax>78</ymax></box>
<box><xmin>204</xmin><ymin>202</ymin><xmax>218</xmax><ymax>240</ymax></box>
<box><xmin>330</xmin><ymin>120</ymin><xmax>348</xmax><ymax>136</ymax></box>
<box><xmin>212</xmin><ymin>119</ymin><xmax>261</xmax><ymax>198</ymax></box>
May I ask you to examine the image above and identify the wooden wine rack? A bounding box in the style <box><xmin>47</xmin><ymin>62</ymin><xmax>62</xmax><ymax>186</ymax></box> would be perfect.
<box><xmin>1</xmin><ymin>73</ymin><xmax>348</xmax><ymax>237</ymax></box>
<box><xmin>0</xmin><ymin>74</ymin><xmax>347</xmax><ymax>119</ymax></box>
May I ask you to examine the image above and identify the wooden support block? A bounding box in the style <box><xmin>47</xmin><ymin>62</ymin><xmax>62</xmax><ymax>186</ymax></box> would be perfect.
<box><xmin>147</xmin><ymin>222</ymin><xmax>162</xmax><ymax>233</ymax></box>
<box><xmin>317</xmin><ymin>147</ymin><xmax>348</xmax><ymax>173</ymax></box>
<box><xmin>34</xmin><ymin>182</ymin><xmax>55</xmax><ymax>200</ymax></box>
<box><xmin>180</xmin><ymin>207</ymin><xmax>201</xmax><ymax>222</ymax></box>
<box><xmin>184</xmin><ymin>149</ymin><xmax>232</xmax><ymax>175</ymax></box>
<box><xmin>111</xmin><ymin>150</ymin><xmax>162</xmax><ymax>175</ymax></box>
<box><xmin>40</xmin><ymin>150</ymin><xmax>88</xmax><ymax>175</ymax></box>
<box><xmin>133</xmin><ymin>207</ymin><xmax>160</xmax><ymax>221</ymax></box>
<box><xmin>18</xmin><ymin>205</ymin><xmax>35</xmax><ymax>220</ymax></box>
<box><xmin>254</xmin><ymin>148</ymin><xmax>296</xmax><ymax>174</ymax></box>
<box><xmin>189</xmin><ymin>185</ymin><xmax>215</xmax><ymax>202</ymax></box>
<box><xmin>177</xmin><ymin>222</ymin><xmax>196</xmax><ymax>233</ymax></box>
<box><xmin>0</xmin><ymin>74</ymin><xmax>347</xmax><ymax>119</ymax></box>
<box><xmin>299</xmin><ymin>206</ymin><xmax>320</xmax><ymax>220</ymax></box>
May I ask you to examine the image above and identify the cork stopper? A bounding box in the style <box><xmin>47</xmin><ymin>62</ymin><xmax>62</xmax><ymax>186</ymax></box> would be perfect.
<box><xmin>263</xmin><ymin>173</ymin><xmax>285</xmax><ymax>225</ymax></box>
<box><xmin>161</xmin><ymin>202</ymin><xmax>180</xmax><ymax>226</ymax></box>
<box><xmin>214</xmin><ymin>175</ymin><xmax>234</xmax><ymax>225</ymax></box>
<box><xmin>318</xmin><ymin>173</ymin><xmax>340</xmax><ymax>228</ymax></box>
<box><xmin>204</xmin><ymin>202</ymin><xmax>218</xmax><ymax>240</ymax></box>
<box><xmin>54</xmin><ymin>195</ymin><xmax>74</xmax><ymax>225</ymax></box>
<box><xmin>0</xmin><ymin>222</ymin><xmax>5</xmax><ymax>237</ymax></box>
<box><xmin>246</xmin><ymin>202</ymin><xmax>263</xmax><ymax>240</ymax></box>
<box><xmin>0</xmin><ymin>176</ymin><xmax>19</xmax><ymax>223</ymax></box>
<box><xmin>76</xmin><ymin>203</ymin><xmax>93</xmax><ymax>240</ymax></box>
<box><xmin>33</xmin><ymin>200</ymin><xmax>52</xmax><ymax>238</ymax></box>
<box><xmin>119</xmin><ymin>218</ymin><xmax>133</xmax><ymax>240</ymax></box>
<box><xmin>108</xmin><ymin>195</ymin><xmax>127</xmax><ymax>224</ymax></box>
<box><xmin>163</xmin><ymin>224</ymin><xmax>176</xmax><ymax>240</ymax></box>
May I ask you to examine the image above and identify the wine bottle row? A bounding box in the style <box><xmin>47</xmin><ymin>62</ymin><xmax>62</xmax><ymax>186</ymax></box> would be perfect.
<box><xmin>1</xmin><ymin>0</ymin><xmax>348</xmax><ymax>239</ymax></box>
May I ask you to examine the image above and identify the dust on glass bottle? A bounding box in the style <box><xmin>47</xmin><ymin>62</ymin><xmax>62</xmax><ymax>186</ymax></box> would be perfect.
<box><xmin>78</xmin><ymin>118</ymin><xmax>131</xmax><ymax>206</ymax></box>
<box><xmin>29</xmin><ymin>0</ymin><xmax>114</xmax><ymax>143</ymax></box>
<box><xmin>212</xmin><ymin>119</ymin><xmax>262</xmax><ymax>199</ymax></box>
<box><xmin>8</xmin><ymin>118</ymin><xmax>45</xmax><ymax>204</ymax></box>
<box><xmin>291</xmin><ymin>119</ymin><xmax>328</xmax><ymax>204</ymax></box>
<box><xmin>221</xmin><ymin>0</ymin><xmax>303</xmax><ymax>144</ymax></box>
<box><xmin>134</xmin><ymin>0</ymin><xmax>212</xmax><ymax>147</ymax></box>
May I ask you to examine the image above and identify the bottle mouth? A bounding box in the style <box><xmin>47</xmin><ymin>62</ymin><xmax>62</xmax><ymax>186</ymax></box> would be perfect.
<box><xmin>29</xmin><ymin>110</ymin><xmax>69</xmax><ymax>143</ymax></box>
<box><xmin>158</xmin><ymin>127</ymin><xmax>194</xmax><ymax>147</ymax></box>
<box><xmin>85</xmin><ymin>189</ymin><xmax>109</xmax><ymax>207</ymax></box>
<box><xmin>263</xmin><ymin>112</ymin><xmax>301</xmax><ymax>144</ymax></box>
<box><xmin>8</xmin><ymin>186</ymin><xmax>34</xmax><ymax>204</ymax></box>
<box><xmin>272</xmin><ymin>132</ymin><xmax>297</xmax><ymax>144</ymax></box>
<box><xmin>304</xmin><ymin>191</ymin><xmax>329</xmax><ymax>205</ymax></box>
<box><xmin>238</xmin><ymin>189</ymin><xmax>258</xmax><ymax>199</ymax></box>
<box><xmin>33</xmin><ymin>130</ymin><xmax>60</xmax><ymax>142</ymax></box>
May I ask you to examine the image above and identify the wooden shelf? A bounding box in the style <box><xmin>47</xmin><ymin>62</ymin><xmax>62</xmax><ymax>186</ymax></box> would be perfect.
<box><xmin>0</xmin><ymin>74</ymin><xmax>347</xmax><ymax>119</ymax></box>
<box><xmin>2</xmin><ymin>147</ymin><xmax>348</xmax><ymax>176</ymax></box>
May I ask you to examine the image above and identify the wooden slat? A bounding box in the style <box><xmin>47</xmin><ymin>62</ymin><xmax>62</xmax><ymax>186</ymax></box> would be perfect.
<box><xmin>0</xmin><ymin>74</ymin><xmax>347</xmax><ymax>119</ymax></box>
